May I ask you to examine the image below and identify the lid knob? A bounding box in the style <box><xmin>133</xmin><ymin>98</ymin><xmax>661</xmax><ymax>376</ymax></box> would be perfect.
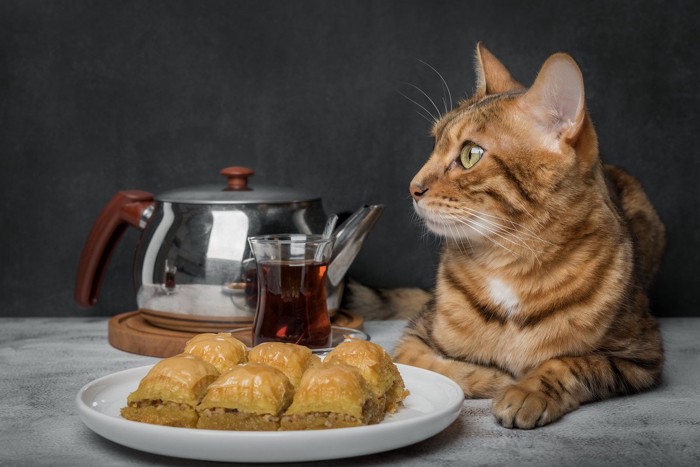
<box><xmin>221</xmin><ymin>166</ymin><xmax>254</xmax><ymax>191</ymax></box>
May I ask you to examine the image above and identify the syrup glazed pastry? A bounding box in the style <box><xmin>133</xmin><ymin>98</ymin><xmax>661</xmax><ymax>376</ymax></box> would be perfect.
<box><xmin>248</xmin><ymin>342</ymin><xmax>322</xmax><ymax>388</ymax></box>
<box><xmin>280</xmin><ymin>363</ymin><xmax>385</xmax><ymax>430</ymax></box>
<box><xmin>325</xmin><ymin>340</ymin><xmax>409</xmax><ymax>413</ymax></box>
<box><xmin>196</xmin><ymin>363</ymin><xmax>294</xmax><ymax>431</ymax></box>
<box><xmin>121</xmin><ymin>334</ymin><xmax>408</xmax><ymax>430</ymax></box>
<box><xmin>183</xmin><ymin>332</ymin><xmax>249</xmax><ymax>374</ymax></box>
<box><xmin>121</xmin><ymin>353</ymin><xmax>220</xmax><ymax>428</ymax></box>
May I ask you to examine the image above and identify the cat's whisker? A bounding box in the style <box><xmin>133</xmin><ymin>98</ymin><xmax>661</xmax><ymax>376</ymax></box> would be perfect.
<box><xmin>460</xmin><ymin>213</ymin><xmax>545</xmax><ymax>261</ymax></box>
<box><xmin>414</xmin><ymin>110</ymin><xmax>437</xmax><ymax>126</ymax></box>
<box><xmin>445</xmin><ymin>214</ymin><xmax>520</xmax><ymax>258</ymax></box>
<box><xmin>456</xmin><ymin>207</ymin><xmax>521</xmax><ymax>235</ymax></box>
<box><xmin>416</xmin><ymin>58</ymin><xmax>454</xmax><ymax>112</ymax></box>
<box><xmin>462</xmin><ymin>222</ymin><xmax>473</xmax><ymax>251</ymax></box>
<box><xmin>409</xmin><ymin>209</ymin><xmax>430</xmax><ymax>243</ymax></box>
<box><xmin>442</xmin><ymin>218</ymin><xmax>456</xmax><ymax>250</ymax></box>
<box><xmin>397</xmin><ymin>90</ymin><xmax>439</xmax><ymax>124</ymax></box>
<box><xmin>448</xmin><ymin>213</ymin><xmax>543</xmax><ymax>264</ymax></box>
<box><xmin>510</xmin><ymin>198</ymin><xmax>548</xmax><ymax>230</ymax></box>
<box><xmin>465</xmin><ymin>223</ymin><xmax>519</xmax><ymax>257</ymax></box>
<box><xmin>506</xmin><ymin>232</ymin><xmax>543</xmax><ymax>265</ymax></box>
<box><xmin>445</xmin><ymin>216</ymin><xmax>463</xmax><ymax>253</ymax></box>
<box><xmin>403</xmin><ymin>82</ymin><xmax>443</xmax><ymax>121</ymax></box>
<box><xmin>458</xmin><ymin>206</ymin><xmax>525</xmax><ymax>232</ymax></box>
<box><xmin>455</xmin><ymin>206</ymin><xmax>551</xmax><ymax>248</ymax></box>
<box><xmin>446</xmin><ymin>220</ymin><xmax>470</xmax><ymax>256</ymax></box>
<box><xmin>456</xmin><ymin>207</ymin><xmax>554</xmax><ymax>247</ymax></box>
<box><xmin>421</xmin><ymin>217</ymin><xmax>444</xmax><ymax>248</ymax></box>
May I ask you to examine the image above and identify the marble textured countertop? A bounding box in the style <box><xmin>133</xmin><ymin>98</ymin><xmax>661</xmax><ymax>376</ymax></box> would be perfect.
<box><xmin>1</xmin><ymin>317</ymin><xmax>699</xmax><ymax>466</ymax></box>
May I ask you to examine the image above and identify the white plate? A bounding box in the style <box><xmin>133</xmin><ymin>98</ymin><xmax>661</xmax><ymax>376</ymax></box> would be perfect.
<box><xmin>76</xmin><ymin>364</ymin><xmax>463</xmax><ymax>463</ymax></box>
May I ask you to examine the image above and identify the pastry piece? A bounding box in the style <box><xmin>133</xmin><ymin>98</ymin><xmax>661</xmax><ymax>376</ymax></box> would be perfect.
<box><xmin>248</xmin><ymin>342</ymin><xmax>321</xmax><ymax>388</ymax></box>
<box><xmin>196</xmin><ymin>363</ymin><xmax>294</xmax><ymax>431</ymax></box>
<box><xmin>183</xmin><ymin>332</ymin><xmax>248</xmax><ymax>374</ymax></box>
<box><xmin>280</xmin><ymin>363</ymin><xmax>384</xmax><ymax>430</ymax></box>
<box><xmin>121</xmin><ymin>353</ymin><xmax>220</xmax><ymax>428</ymax></box>
<box><xmin>325</xmin><ymin>340</ymin><xmax>409</xmax><ymax>413</ymax></box>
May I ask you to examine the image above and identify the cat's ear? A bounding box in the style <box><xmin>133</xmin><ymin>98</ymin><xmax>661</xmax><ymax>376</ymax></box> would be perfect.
<box><xmin>520</xmin><ymin>53</ymin><xmax>586</xmax><ymax>146</ymax></box>
<box><xmin>474</xmin><ymin>42</ymin><xmax>524</xmax><ymax>95</ymax></box>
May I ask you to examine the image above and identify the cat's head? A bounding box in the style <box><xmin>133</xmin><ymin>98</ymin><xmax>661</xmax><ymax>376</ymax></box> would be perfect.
<box><xmin>411</xmin><ymin>43</ymin><xmax>599</xmax><ymax>245</ymax></box>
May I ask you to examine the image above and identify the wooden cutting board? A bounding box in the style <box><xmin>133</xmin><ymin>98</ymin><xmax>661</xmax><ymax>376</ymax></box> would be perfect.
<box><xmin>108</xmin><ymin>310</ymin><xmax>364</xmax><ymax>358</ymax></box>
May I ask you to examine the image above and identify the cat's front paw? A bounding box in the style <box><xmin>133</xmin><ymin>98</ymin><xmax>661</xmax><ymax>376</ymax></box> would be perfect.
<box><xmin>492</xmin><ymin>385</ymin><xmax>559</xmax><ymax>429</ymax></box>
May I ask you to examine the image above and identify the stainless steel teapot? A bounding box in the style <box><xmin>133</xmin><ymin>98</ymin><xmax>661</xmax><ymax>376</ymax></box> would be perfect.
<box><xmin>74</xmin><ymin>166</ymin><xmax>383</xmax><ymax>325</ymax></box>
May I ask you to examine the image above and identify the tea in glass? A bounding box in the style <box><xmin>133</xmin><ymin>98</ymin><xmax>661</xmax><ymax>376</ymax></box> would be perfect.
<box><xmin>247</xmin><ymin>235</ymin><xmax>333</xmax><ymax>349</ymax></box>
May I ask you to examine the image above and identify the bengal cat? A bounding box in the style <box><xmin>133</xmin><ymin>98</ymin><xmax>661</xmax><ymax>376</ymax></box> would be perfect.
<box><xmin>392</xmin><ymin>43</ymin><xmax>665</xmax><ymax>429</ymax></box>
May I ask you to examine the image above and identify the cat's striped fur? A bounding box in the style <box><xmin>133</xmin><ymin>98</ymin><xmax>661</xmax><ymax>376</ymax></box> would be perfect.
<box><xmin>391</xmin><ymin>44</ymin><xmax>665</xmax><ymax>429</ymax></box>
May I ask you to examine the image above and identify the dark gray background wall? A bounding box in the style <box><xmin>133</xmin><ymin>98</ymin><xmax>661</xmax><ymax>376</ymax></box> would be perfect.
<box><xmin>1</xmin><ymin>0</ymin><xmax>698</xmax><ymax>317</ymax></box>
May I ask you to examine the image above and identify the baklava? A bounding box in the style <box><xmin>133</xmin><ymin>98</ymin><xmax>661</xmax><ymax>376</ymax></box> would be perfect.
<box><xmin>280</xmin><ymin>363</ymin><xmax>384</xmax><ymax>430</ymax></box>
<box><xmin>196</xmin><ymin>363</ymin><xmax>294</xmax><ymax>431</ymax></box>
<box><xmin>325</xmin><ymin>340</ymin><xmax>408</xmax><ymax>413</ymax></box>
<box><xmin>183</xmin><ymin>332</ymin><xmax>248</xmax><ymax>374</ymax></box>
<box><xmin>247</xmin><ymin>342</ymin><xmax>321</xmax><ymax>388</ymax></box>
<box><xmin>121</xmin><ymin>353</ymin><xmax>220</xmax><ymax>428</ymax></box>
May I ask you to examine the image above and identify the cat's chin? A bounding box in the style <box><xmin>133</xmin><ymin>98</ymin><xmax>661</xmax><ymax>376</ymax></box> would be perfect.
<box><xmin>423</xmin><ymin>219</ymin><xmax>485</xmax><ymax>242</ymax></box>
<box><xmin>418</xmin><ymin>212</ymin><xmax>486</xmax><ymax>243</ymax></box>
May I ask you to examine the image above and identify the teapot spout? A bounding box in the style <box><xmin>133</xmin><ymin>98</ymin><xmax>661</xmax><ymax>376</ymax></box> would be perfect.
<box><xmin>327</xmin><ymin>205</ymin><xmax>384</xmax><ymax>286</ymax></box>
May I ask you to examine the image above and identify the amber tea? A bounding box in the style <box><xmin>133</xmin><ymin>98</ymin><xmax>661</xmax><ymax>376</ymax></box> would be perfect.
<box><xmin>252</xmin><ymin>260</ymin><xmax>331</xmax><ymax>348</ymax></box>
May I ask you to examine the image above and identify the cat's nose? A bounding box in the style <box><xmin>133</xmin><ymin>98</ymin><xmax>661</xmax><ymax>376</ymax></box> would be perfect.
<box><xmin>410</xmin><ymin>182</ymin><xmax>429</xmax><ymax>200</ymax></box>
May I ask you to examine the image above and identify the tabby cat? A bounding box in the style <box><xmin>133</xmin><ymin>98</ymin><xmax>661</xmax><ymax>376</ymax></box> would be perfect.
<box><xmin>392</xmin><ymin>43</ymin><xmax>665</xmax><ymax>429</ymax></box>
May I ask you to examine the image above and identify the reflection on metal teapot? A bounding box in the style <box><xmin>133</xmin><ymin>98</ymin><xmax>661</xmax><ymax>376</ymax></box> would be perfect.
<box><xmin>74</xmin><ymin>166</ymin><xmax>384</xmax><ymax>327</ymax></box>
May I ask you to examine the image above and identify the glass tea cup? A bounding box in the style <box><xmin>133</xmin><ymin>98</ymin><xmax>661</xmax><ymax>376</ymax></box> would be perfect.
<box><xmin>247</xmin><ymin>234</ymin><xmax>333</xmax><ymax>349</ymax></box>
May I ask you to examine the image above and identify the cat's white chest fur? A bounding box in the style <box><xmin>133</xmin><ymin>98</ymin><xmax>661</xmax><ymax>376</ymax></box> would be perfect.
<box><xmin>487</xmin><ymin>278</ymin><xmax>520</xmax><ymax>315</ymax></box>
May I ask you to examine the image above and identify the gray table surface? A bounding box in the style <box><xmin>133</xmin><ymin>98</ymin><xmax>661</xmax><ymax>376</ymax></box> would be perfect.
<box><xmin>1</xmin><ymin>317</ymin><xmax>698</xmax><ymax>466</ymax></box>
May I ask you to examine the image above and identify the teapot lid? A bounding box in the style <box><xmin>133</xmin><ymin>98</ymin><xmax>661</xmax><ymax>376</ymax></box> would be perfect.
<box><xmin>156</xmin><ymin>167</ymin><xmax>320</xmax><ymax>205</ymax></box>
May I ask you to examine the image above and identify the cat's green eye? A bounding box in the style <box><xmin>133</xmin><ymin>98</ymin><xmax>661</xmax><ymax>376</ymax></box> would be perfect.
<box><xmin>460</xmin><ymin>144</ymin><xmax>484</xmax><ymax>169</ymax></box>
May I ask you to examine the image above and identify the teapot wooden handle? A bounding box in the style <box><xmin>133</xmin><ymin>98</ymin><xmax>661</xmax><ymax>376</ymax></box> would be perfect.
<box><xmin>74</xmin><ymin>190</ymin><xmax>155</xmax><ymax>307</ymax></box>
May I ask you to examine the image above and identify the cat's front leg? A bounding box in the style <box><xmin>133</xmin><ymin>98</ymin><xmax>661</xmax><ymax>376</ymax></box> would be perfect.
<box><xmin>492</xmin><ymin>357</ymin><xmax>590</xmax><ymax>429</ymax></box>
<box><xmin>492</xmin><ymin>353</ymin><xmax>661</xmax><ymax>429</ymax></box>
<box><xmin>394</xmin><ymin>331</ymin><xmax>515</xmax><ymax>398</ymax></box>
